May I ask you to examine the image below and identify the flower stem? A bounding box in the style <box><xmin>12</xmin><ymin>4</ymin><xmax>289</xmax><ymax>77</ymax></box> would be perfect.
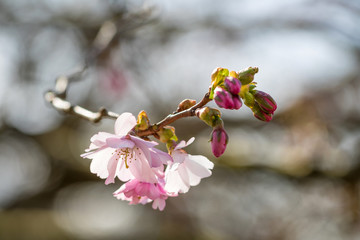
<box><xmin>136</xmin><ymin>92</ymin><xmax>211</xmax><ymax>137</ymax></box>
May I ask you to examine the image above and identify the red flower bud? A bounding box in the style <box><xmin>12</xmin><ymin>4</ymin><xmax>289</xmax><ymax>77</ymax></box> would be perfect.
<box><xmin>214</xmin><ymin>87</ymin><xmax>235</xmax><ymax>109</ymax></box>
<box><xmin>211</xmin><ymin>127</ymin><xmax>229</xmax><ymax>157</ymax></box>
<box><xmin>254</xmin><ymin>90</ymin><xmax>277</xmax><ymax>114</ymax></box>
<box><xmin>224</xmin><ymin>77</ymin><xmax>241</xmax><ymax>95</ymax></box>
<box><xmin>232</xmin><ymin>95</ymin><xmax>242</xmax><ymax>110</ymax></box>
<box><xmin>252</xmin><ymin>102</ymin><xmax>273</xmax><ymax>122</ymax></box>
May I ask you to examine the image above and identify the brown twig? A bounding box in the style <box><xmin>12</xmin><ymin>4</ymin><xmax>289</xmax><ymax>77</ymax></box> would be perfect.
<box><xmin>136</xmin><ymin>92</ymin><xmax>211</xmax><ymax>137</ymax></box>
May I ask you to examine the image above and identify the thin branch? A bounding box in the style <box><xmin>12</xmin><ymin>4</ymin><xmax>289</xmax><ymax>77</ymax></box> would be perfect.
<box><xmin>136</xmin><ymin>92</ymin><xmax>211</xmax><ymax>137</ymax></box>
<box><xmin>44</xmin><ymin>12</ymin><xmax>212</xmax><ymax>136</ymax></box>
<box><xmin>45</xmin><ymin>88</ymin><xmax>119</xmax><ymax>123</ymax></box>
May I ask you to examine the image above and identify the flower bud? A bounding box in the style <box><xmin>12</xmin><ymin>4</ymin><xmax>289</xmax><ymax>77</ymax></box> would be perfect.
<box><xmin>254</xmin><ymin>90</ymin><xmax>277</xmax><ymax>114</ymax></box>
<box><xmin>243</xmin><ymin>91</ymin><xmax>255</xmax><ymax>108</ymax></box>
<box><xmin>251</xmin><ymin>102</ymin><xmax>273</xmax><ymax>122</ymax></box>
<box><xmin>210</xmin><ymin>67</ymin><xmax>229</xmax><ymax>99</ymax></box>
<box><xmin>196</xmin><ymin>107</ymin><xmax>222</xmax><ymax>127</ymax></box>
<box><xmin>211</xmin><ymin>67</ymin><xmax>229</xmax><ymax>84</ymax></box>
<box><xmin>232</xmin><ymin>95</ymin><xmax>242</xmax><ymax>110</ymax></box>
<box><xmin>224</xmin><ymin>77</ymin><xmax>241</xmax><ymax>95</ymax></box>
<box><xmin>214</xmin><ymin>87</ymin><xmax>235</xmax><ymax>109</ymax></box>
<box><xmin>176</xmin><ymin>99</ymin><xmax>196</xmax><ymax>112</ymax></box>
<box><xmin>210</xmin><ymin>127</ymin><xmax>229</xmax><ymax>157</ymax></box>
<box><xmin>135</xmin><ymin>110</ymin><xmax>150</xmax><ymax>131</ymax></box>
<box><xmin>237</xmin><ymin>67</ymin><xmax>258</xmax><ymax>85</ymax></box>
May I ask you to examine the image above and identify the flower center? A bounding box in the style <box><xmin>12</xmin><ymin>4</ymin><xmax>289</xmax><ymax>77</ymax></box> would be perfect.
<box><xmin>114</xmin><ymin>147</ymin><xmax>141</xmax><ymax>168</ymax></box>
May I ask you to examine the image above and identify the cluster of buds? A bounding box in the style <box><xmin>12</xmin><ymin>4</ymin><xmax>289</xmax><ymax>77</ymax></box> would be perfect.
<box><xmin>211</xmin><ymin>67</ymin><xmax>277</xmax><ymax>122</ymax></box>
<box><xmin>81</xmin><ymin>66</ymin><xmax>277</xmax><ymax>211</ymax></box>
<box><xmin>214</xmin><ymin>77</ymin><xmax>242</xmax><ymax>110</ymax></box>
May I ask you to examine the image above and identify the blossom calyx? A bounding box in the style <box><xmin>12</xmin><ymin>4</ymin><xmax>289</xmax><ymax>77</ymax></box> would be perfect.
<box><xmin>135</xmin><ymin>110</ymin><xmax>150</xmax><ymax>131</ymax></box>
<box><xmin>253</xmin><ymin>90</ymin><xmax>277</xmax><ymax>114</ymax></box>
<box><xmin>158</xmin><ymin>126</ymin><xmax>178</xmax><ymax>143</ymax></box>
<box><xmin>176</xmin><ymin>99</ymin><xmax>196</xmax><ymax>112</ymax></box>
<box><xmin>237</xmin><ymin>67</ymin><xmax>258</xmax><ymax>85</ymax></box>
<box><xmin>210</xmin><ymin>126</ymin><xmax>229</xmax><ymax>157</ymax></box>
<box><xmin>196</xmin><ymin>107</ymin><xmax>223</xmax><ymax>127</ymax></box>
<box><xmin>211</xmin><ymin>67</ymin><xmax>229</xmax><ymax>84</ymax></box>
<box><xmin>251</xmin><ymin>102</ymin><xmax>273</xmax><ymax>122</ymax></box>
<box><xmin>224</xmin><ymin>76</ymin><xmax>241</xmax><ymax>95</ymax></box>
<box><xmin>210</xmin><ymin>67</ymin><xmax>229</xmax><ymax>99</ymax></box>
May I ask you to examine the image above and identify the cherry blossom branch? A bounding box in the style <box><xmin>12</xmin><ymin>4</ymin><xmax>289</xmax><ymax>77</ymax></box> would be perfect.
<box><xmin>44</xmin><ymin>67</ymin><xmax>120</xmax><ymax>123</ymax></box>
<box><xmin>136</xmin><ymin>92</ymin><xmax>211</xmax><ymax>137</ymax></box>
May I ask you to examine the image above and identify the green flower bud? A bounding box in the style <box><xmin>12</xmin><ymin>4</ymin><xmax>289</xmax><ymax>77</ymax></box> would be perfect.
<box><xmin>196</xmin><ymin>107</ymin><xmax>223</xmax><ymax>127</ymax></box>
<box><xmin>243</xmin><ymin>91</ymin><xmax>255</xmax><ymax>108</ymax></box>
<box><xmin>237</xmin><ymin>67</ymin><xmax>258</xmax><ymax>85</ymax></box>
<box><xmin>210</xmin><ymin>67</ymin><xmax>229</xmax><ymax>99</ymax></box>
<box><xmin>135</xmin><ymin>110</ymin><xmax>150</xmax><ymax>131</ymax></box>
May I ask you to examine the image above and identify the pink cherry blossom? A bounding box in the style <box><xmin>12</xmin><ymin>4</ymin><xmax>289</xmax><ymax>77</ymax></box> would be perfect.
<box><xmin>165</xmin><ymin>138</ymin><xmax>214</xmax><ymax>194</ymax></box>
<box><xmin>81</xmin><ymin>112</ymin><xmax>172</xmax><ymax>185</ymax></box>
<box><xmin>113</xmin><ymin>178</ymin><xmax>176</xmax><ymax>211</ymax></box>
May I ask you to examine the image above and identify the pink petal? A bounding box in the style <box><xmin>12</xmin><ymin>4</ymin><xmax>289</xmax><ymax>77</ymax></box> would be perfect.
<box><xmin>150</xmin><ymin>148</ymin><xmax>172</xmax><ymax>167</ymax></box>
<box><xmin>91</xmin><ymin>132</ymin><xmax>115</xmax><ymax>144</ymax></box>
<box><xmin>114</xmin><ymin>112</ymin><xmax>137</xmax><ymax>136</ymax></box>
<box><xmin>152</xmin><ymin>198</ymin><xmax>166</xmax><ymax>211</ymax></box>
<box><xmin>130</xmin><ymin>136</ymin><xmax>158</xmax><ymax>148</ymax></box>
<box><xmin>134</xmin><ymin>182</ymin><xmax>147</xmax><ymax>195</ymax></box>
<box><xmin>171</xmin><ymin>151</ymin><xmax>186</xmax><ymax>164</ymax></box>
<box><xmin>128</xmin><ymin>151</ymin><xmax>157</xmax><ymax>183</ymax></box>
<box><xmin>106</xmin><ymin>137</ymin><xmax>135</xmax><ymax>149</ymax></box>
<box><xmin>174</xmin><ymin>137</ymin><xmax>195</xmax><ymax>150</ymax></box>
<box><xmin>147</xmin><ymin>184</ymin><xmax>161</xmax><ymax>200</ymax></box>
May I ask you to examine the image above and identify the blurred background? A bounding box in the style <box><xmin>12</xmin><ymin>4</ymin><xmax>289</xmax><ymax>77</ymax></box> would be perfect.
<box><xmin>0</xmin><ymin>0</ymin><xmax>360</xmax><ymax>239</ymax></box>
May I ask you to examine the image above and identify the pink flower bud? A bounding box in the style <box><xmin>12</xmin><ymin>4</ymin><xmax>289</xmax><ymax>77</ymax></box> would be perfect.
<box><xmin>214</xmin><ymin>87</ymin><xmax>235</xmax><ymax>109</ymax></box>
<box><xmin>232</xmin><ymin>95</ymin><xmax>242</xmax><ymax>110</ymax></box>
<box><xmin>224</xmin><ymin>77</ymin><xmax>241</xmax><ymax>95</ymax></box>
<box><xmin>211</xmin><ymin>127</ymin><xmax>229</xmax><ymax>157</ymax></box>
<box><xmin>254</xmin><ymin>90</ymin><xmax>277</xmax><ymax>114</ymax></box>
<box><xmin>252</xmin><ymin>103</ymin><xmax>273</xmax><ymax>122</ymax></box>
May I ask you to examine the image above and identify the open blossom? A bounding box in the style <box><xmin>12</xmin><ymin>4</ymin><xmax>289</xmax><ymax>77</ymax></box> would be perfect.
<box><xmin>81</xmin><ymin>112</ymin><xmax>172</xmax><ymax>185</ymax></box>
<box><xmin>165</xmin><ymin>138</ymin><xmax>214</xmax><ymax>194</ymax></box>
<box><xmin>113</xmin><ymin>178</ymin><xmax>176</xmax><ymax>211</ymax></box>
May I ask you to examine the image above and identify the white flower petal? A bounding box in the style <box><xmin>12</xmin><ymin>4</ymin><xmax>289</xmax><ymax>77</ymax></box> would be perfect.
<box><xmin>188</xmin><ymin>154</ymin><xmax>214</xmax><ymax>170</ymax></box>
<box><xmin>165</xmin><ymin>167</ymin><xmax>189</xmax><ymax>193</ymax></box>
<box><xmin>88</xmin><ymin>147</ymin><xmax>114</xmax><ymax>179</ymax></box>
<box><xmin>116</xmin><ymin>160</ymin><xmax>133</xmax><ymax>182</ymax></box>
<box><xmin>105</xmin><ymin>154</ymin><xmax>119</xmax><ymax>185</ymax></box>
<box><xmin>114</xmin><ymin>112</ymin><xmax>137</xmax><ymax>136</ymax></box>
